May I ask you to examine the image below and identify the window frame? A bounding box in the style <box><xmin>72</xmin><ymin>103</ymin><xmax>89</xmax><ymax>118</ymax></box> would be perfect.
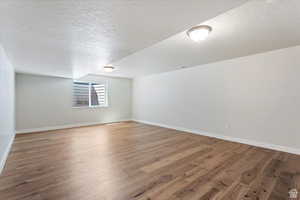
<box><xmin>72</xmin><ymin>81</ymin><xmax>108</xmax><ymax>108</ymax></box>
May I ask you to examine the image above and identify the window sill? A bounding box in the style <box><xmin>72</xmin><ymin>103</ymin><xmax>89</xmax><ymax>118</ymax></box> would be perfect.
<box><xmin>72</xmin><ymin>105</ymin><xmax>109</xmax><ymax>109</ymax></box>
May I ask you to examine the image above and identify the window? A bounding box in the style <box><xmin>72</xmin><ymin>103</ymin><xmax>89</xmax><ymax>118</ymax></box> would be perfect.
<box><xmin>90</xmin><ymin>83</ymin><xmax>107</xmax><ymax>107</ymax></box>
<box><xmin>73</xmin><ymin>81</ymin><xmax>108</xmax><ymax>108</ymax></box>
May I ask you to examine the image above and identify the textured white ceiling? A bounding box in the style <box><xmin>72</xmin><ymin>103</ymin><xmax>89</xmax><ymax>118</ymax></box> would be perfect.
<box><xmin>92</xmin><ymin>0</ymin><xmax>300</xmax><ymax>78</ymax></box>
<box><xmin>0</xmin><ymin>0</ymin><xmax>247</xmax><ymax>78</ymax></box>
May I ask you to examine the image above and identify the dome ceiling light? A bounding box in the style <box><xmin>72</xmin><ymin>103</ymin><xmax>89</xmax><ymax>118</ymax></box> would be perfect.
<box><xmin>187</xmin><ymin>25</ymin><xmax>212</xmax><ymax>42</ymax></box>
<box><xmin>103</xmin><ymin>66</ymin><xmax>115</xmax><ymax>72</ymax></box>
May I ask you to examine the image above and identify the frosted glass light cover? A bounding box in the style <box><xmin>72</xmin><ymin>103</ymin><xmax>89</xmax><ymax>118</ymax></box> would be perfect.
<box><xmin>187</xmin><ymin>25</ymin><xmax>212</xmax><ymax>42</ymax></box>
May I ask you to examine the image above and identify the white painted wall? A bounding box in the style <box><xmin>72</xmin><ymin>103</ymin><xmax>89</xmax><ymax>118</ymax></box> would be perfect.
<box><xmin>133</xmin><ymin>45</ymin><xmax>300</xmax><ymax>153</ymax></box>
<box><xmin>0</xmin><ymin>45</ymin><xmax>15</xmax><ymax>172</ymax></box>
<box><xmin>16</xmin><ymin>74</ymin><xmax>132</xmax><ymax>133</ymax></box>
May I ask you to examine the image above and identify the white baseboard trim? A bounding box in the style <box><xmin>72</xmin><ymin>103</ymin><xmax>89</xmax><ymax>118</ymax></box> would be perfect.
<box><xmin>0</xmin><ymin>135</ymin><xmax>15</xmax><ymax>174</ymax></box>
<box><xmin>133</xmin><ymin>119</ymin><xmax>300</xmax><ymax>155</ymax></box>
<box><xmin>16</xmin><ymin>119</ymin><xmax>132</xmax><ymax>134</ymax></box>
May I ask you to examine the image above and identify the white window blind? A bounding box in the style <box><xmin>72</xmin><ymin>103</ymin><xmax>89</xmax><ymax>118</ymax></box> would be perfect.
<box><xmin>73</xmin><ymin>82</ymin><xmax>89</xmax><ymax>107</ymax></box>
<box><xmin>90</xmin><ymin>83</ymin><xmax>107</xmax><ymax>107</ymax></box>
<box><xmin>73</xmin><ymin>81</ymin><xmax>108</xmax><ymax>108</ymax></box>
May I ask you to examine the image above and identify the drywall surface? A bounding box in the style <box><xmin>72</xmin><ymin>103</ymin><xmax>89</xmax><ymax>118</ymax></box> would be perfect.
<box><xmin>0</xmin><ymin>45</ymin><xmax>15</xmax><ymax>172</ymax></box>
<box><xmin>133</xmin><ymin>45</ymin><xmax>300</xmax><ymax>151</ymax></box>
<box><xmin>16</xmin><ymin>74</ymin><xmax>132</xmax><ymax>132</ymax></box>
<box><xmin>0</xmin><ymin>0</ymin><xmax>247</xmax><ymax>78</ymax></box>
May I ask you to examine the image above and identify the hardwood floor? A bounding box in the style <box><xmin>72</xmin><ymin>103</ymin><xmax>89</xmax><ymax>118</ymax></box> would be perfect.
<box><xmin>0</xmin><ymin>122</ymin><xmax>299</xmax><ymax>200</ymax></box>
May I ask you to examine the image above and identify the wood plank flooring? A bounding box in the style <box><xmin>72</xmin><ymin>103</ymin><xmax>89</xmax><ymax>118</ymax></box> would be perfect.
<box><xmin>0</xmin><ymin>122</ymin><xmax>300</xmax><ymax>200</ymax></box>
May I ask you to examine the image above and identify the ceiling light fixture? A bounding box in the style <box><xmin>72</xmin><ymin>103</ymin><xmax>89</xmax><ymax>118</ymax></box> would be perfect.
<box><xmin>103</xmin><ymin>66</ymin><xmax>115</xmax><ymax>72</ymax></box>
<box><xmin>187</xmin><ymin>25</ymin><xmax>212</xmax><ymax>42</ymax></box>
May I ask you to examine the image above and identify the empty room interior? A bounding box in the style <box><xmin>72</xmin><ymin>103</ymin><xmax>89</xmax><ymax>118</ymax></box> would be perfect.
<box><xmin>1</xmin><ymin>0</ymin><xmax>300</xmax><ymax>199</ymax></box>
